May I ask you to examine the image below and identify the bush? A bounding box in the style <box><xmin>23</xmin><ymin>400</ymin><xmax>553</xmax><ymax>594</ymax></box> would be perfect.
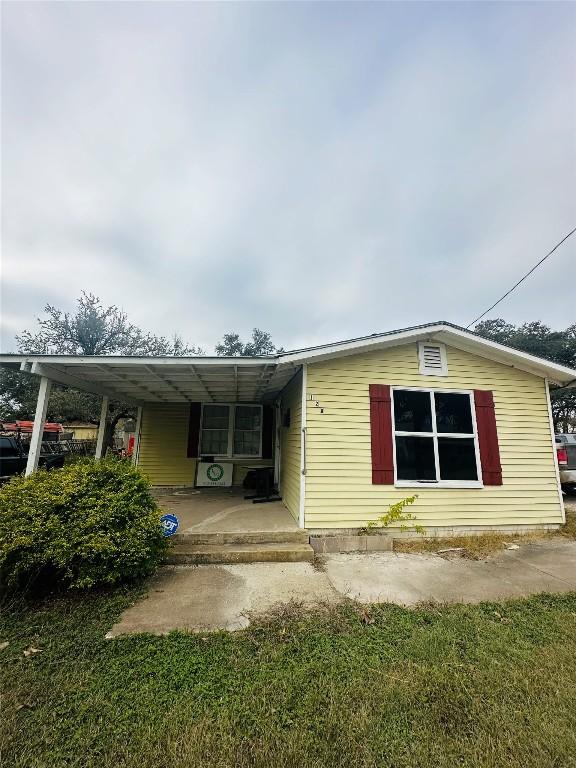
<box><xmin>0</xmin><ymin>458</ymin><xmax>168</xmax><ymax>591</ymax></box>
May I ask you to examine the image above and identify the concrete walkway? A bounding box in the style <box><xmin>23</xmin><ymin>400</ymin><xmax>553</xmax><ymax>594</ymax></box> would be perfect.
<box><xmin>109</xmin><ymin>539</ymin><xmax>576</xmax><ymax>636</ymax></box>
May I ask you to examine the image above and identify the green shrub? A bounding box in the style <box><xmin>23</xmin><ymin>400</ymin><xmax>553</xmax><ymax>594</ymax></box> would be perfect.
<box><xmin>0</xmin><ymin>458</ymin><xmax>168</xmax><ymax>591</ymax></box>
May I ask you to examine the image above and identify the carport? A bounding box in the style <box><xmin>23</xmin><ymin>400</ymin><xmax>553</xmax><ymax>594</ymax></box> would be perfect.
<box><xmin>0</xmin><ymin>354</ymin><xmax>299</xmax><ymax>478</ymax></box>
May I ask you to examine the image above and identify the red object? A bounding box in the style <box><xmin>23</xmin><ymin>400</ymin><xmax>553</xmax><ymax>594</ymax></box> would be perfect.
<box><xmin>369</xmin><ymin>384</ymin><xmax>394</xmax><ymax>484</ymax></box>
<box><xmin>262</xmin><ymin>405</ymin><xmax>274</xmax><ymax>459</ymax></box>
<box><xmin>1</xmin><ymin>421</ymin><xmax>62</xmax><ymax>433</ymax></box>
<box><xmin>557</xmin><ymin>447</ymin><xmax>568</xmax><ymax>466</ymax></box>
<box><xmin>474</xmin><ymin>390</ymin><xmax>503</xmax><ymax>485</ymax></box>
<box><xmin>126</xmin><ymin>436</ymin><xmax>135</xmax><ymax>456</ymax></box>
<box><xmin>187</xmin><ymin>403</ymin><xmax>201</xmax><ymax>458</ymax></box>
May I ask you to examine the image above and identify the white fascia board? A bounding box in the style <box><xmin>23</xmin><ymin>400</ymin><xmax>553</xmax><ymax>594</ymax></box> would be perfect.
<box><xmin>1</xmin><ymin>354</ymin><xmax>274</xmax><ymax>367</ymax></box>
<box><xmin>276</xmin><ymin>324</ymin><xmax>576</xmax><ymax>385</ymax></box>
<box><xmin>276</xmin><ymin>325</ymin><xmax>447</xmax><ymax>365</ymax></box>
<box><xmin>435</xmin><ymin>330</ymin><xmax>576</xmax><ymax>386</ymax></box>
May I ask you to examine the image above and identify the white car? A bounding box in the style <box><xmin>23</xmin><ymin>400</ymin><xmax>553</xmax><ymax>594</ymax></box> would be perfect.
<box><xmin>556</xmin><ymin>434</ymin><xmax>576</xmax><ymax>495</ymax></box>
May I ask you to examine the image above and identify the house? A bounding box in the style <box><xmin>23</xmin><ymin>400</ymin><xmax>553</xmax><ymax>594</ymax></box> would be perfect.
<box><xmin>61</xmin><ymin>422</ymin><xmax>99</xmax><ymax>441</ymax></box>
<box><xmin>2</xmin><ymin>322</ymin><xmax>574</xmax><ymax>535</ymax></box>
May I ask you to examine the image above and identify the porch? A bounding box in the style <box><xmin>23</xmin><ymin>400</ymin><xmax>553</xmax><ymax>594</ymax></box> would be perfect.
<box><xmin>153</xmin><ymin>486</ymin><xmax>300</xmax><ymax>536</ymax></box>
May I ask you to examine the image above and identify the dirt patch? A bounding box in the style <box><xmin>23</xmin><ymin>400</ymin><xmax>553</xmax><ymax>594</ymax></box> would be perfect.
<box><xmin>394</xmin><ymin>531</ymin><xmax>554</xmax><ymax>560</ymax></box>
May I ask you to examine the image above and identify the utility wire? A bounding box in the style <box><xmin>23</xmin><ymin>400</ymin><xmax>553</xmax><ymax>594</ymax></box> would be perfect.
<box><xmin>467</xmin><ymin>226</ymin><xmax>576</xmax><ymax>329</ymax></box>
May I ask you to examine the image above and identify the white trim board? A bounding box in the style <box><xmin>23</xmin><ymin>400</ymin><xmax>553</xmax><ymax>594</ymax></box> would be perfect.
<box><xmin>299</xmin><ymin>363</ymin><xmax>307</xmax><ymax>529</ymax></box>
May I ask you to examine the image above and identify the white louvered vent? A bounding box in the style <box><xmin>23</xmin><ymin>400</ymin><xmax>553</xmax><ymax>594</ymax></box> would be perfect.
<box><xmin>418</xmin><ymin>342</ymin><xmax>448</xmax><ymax>376</ymax></box>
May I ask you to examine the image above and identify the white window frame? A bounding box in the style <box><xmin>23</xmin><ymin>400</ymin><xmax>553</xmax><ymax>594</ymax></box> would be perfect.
<box><xmin>199</xmin><ymin>403</ymin><xmax>263</xmax><ymax>459</ymax></box>
<box><xmin>391</xmin><ymin>386</ymin><xmax>483</xmax><ymax>489</ymax></box>
<box><xmin>418</xmin><ymin>342</ymin><xmax>448</xmax><ymax>376</ymax></box>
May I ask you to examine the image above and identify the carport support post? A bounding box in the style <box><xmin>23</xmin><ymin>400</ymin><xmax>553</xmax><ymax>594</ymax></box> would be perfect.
<box><xmin>132</xmin><ymin>406</ymin><xmax>143</xmax><ymax>465</ymax></box>
<box><xmin>95</xmin><ymin>396</ymin><xmax>109</xmax><ymax>459</ymax></box>
<box><xmin>25</xmin><ymin>376</ymin><xmax>52</xmax><ymax>476</ymax></box>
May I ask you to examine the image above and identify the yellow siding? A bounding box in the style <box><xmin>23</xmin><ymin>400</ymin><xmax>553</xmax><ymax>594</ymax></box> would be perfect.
<box><xmin>305</xmin><ymin>343</ymin><xmax>562</xmax><ymax>530</ymax></box>
<box><xmin>280</xmin><ymin>371</ymin><xmax>302</xmax><ymax>521</ymax></box>
<box><xmin>63</xmin><ymin>425</ymin><xmax>98</xmax><ymax>440</ymax></box>
<box><xmin>137</xmin><ymin>404</ymin><xmax>275</xmax><ymax>487</ymax></box>
<box><xmin>138</xmin><ymin>405</ymin><xmax>196</xmax><ymax>486</ymax></box>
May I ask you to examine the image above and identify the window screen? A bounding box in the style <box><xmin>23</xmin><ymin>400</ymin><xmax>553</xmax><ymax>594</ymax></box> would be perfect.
<box><xmin>200</xmin><ymin>405</ymin><xmax>230</xmax><ymax>455</ymax></box>
<box><xmin>233</xmin><ymin>405</ymin><xmax>261</xmax><ymax>456</ymax></box>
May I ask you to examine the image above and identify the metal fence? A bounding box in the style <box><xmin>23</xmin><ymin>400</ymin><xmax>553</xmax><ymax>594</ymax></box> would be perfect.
<box><xmin>16</xmin><ymin>437</ymin><xmax>97</xmax><ymax>457</ymax></box>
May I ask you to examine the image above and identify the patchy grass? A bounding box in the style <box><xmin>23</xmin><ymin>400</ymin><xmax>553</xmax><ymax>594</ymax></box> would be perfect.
<box><xmin>395</xmin><ymin>504</ymin><xmax>576</xmax><ymax>559</ymax></box>
<box><xmin>561</xmin><ymin>503</ymin><xmax>576</xmax><ymax>539</ymax></box>
<box><xmin>1</xmin><ymin>588</ymin><xmax>576</xmax><ymax>768</ymax></box>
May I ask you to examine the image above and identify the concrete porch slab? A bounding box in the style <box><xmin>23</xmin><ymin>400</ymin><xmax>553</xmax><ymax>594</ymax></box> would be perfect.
<box><xmin>153</xmin><ymin>487</ymin><xmax>299</xmax><ymax>534</ymax></box>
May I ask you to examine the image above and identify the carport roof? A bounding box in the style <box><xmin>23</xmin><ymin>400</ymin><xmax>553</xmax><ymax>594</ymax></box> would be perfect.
<box><xmin>0</xmin><ymin>355</ymin><xmax>297</xmax><ymax>405</ymax></box>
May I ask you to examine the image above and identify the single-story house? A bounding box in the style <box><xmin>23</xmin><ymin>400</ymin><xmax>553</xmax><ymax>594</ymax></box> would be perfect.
<box><xmin>2</xmin><ymin>321</ymin><xmax>574</xmax><ymax>534</ymax></box>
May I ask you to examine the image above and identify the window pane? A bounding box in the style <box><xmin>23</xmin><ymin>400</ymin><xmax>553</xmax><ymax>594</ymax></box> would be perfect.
<box><xmin>233</xmin><ymin>431</ymin><xmax>260</xmax><ymax>456</ymax></box>
<box><xmin>235</xmin><ymin>406</ymin><xmax>261</xmax><ymax>431</ymax></box>
<box><xmin>200</xmin><ymin>429</ymin><xmax>229</xmax><ymax>455</ymax></box>
<box><xmin>202</xmin><ymin>405</ymin><xmax>229</xmax><ymax>430</ymax></box>
<box><xmin>438</xmin><ymin>437</ymin><xmax>478</xmax><ymax>481</ymax></box>
<box><xmin>435</xmin><ymin>393</ymin><xmax>473</xmax><ymax>434</ymax></box>
<box><xmin>394</xmin><ymin>390</ymin><xmax>432</xmax><ymax>432</ymax></box>
<box><xmin>395</xmin><ymin>436</ymin><xmax>436</xmax><ymax>480</ymax></box>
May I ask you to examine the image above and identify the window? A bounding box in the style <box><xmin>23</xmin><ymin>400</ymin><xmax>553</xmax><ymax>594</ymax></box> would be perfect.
<box><xmin>199</xmin><ymin>404</ymin><xmax>262</xmax><ymax>457</ymax></box>
<box><xmin>393</xmin><ymin>388</ymin><xmax>480</xmax><ymax>485</ymax></box>
<box><xmin>200</xmin><ymin>405</ymin><xmax>230</xmax><ymax>455</ymax></box>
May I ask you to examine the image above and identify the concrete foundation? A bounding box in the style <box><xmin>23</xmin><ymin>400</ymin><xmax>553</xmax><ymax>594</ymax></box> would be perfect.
<box><xmin>310</xmin><ymin>534</ymin><xmax>393</xmax><ymax>554</ymax></box>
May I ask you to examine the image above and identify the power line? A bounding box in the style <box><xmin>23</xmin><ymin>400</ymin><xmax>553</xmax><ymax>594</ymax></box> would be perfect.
<box><xmin>466</xmin><ymin>226</ymin><xmax>576</xmax><ymax>329</ymax></box>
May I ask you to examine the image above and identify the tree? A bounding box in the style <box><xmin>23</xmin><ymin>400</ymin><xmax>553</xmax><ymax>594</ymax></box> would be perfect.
<box><xmin>474</xmin><ymin>319</ymin><xmax>576</xmax><ymax>432</ymax></box>
<box><xmin>215</xmin><ymin>328</ymin><xmax>281</xmax><ymax>356</ymax></box>
<box><xmin>0</xmin><ymin>293</ymin><xmax>203</xmax><ymax>448</ymax></box>
<box><xmin>15</xmin><ymin>292</ymin><xmax>200</xmax><ymax>357</ymax></box>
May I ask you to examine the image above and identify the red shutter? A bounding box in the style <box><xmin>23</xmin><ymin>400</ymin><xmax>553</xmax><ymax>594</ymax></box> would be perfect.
<box><xmin>369</xmin><ymin>384</ymin><xmax>394</xmax><ymax>484</ymax></box>
<box><xmin>262</xmin><ymin>405</ymin><xmax>274</xmax><ymax>459</ymax></box>
<box><xmin>187</xmin><ymin>403</ymin><xmax>201</xmax><ymax>458</ymax></box>
<box><xmin>474</xmin><ymin>390</ymin><xmax>502</xmax><ymax>486</ymax></box>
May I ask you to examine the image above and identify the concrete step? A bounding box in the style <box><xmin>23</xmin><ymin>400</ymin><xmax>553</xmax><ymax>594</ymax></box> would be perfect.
<box><xmin>172</xmin><ymin>530</ymin><xmax>310</xmax><ymax>546</ymax></box>
<box><xmin>165</xmin><ymin>541</ymin><xmax>315</xmax><ymax>565</ymax></box>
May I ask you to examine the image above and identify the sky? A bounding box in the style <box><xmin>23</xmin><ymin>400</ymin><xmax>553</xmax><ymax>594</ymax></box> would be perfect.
<box><xmin>1</xmin><ymin>1</ymin><xmax>575</xmax><ymax>354</ymax></box>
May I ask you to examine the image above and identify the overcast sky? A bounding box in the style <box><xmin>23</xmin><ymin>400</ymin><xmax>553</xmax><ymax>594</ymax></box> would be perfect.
<box><xmin>1</xmin><ymin>1</ymin><xmax>575</xmax><ymax>354</ymax></box>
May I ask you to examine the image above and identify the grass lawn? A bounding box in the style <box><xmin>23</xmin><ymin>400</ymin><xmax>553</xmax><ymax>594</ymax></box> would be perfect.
<box><xmin>2</xmin><ymin>589</ymin><xmax>576</xmax><ymax>768</ymax></box>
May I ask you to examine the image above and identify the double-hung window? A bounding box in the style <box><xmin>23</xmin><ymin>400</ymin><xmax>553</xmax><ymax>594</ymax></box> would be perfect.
<box><xmin>393</xmin><ymin>388</ymin><xmax>481</xmax><ymax>486</ymax></box>
<box><xmin>200</xmin><ymin>404</ymin><xmax>262</xmax><ymax>458</ymax></box>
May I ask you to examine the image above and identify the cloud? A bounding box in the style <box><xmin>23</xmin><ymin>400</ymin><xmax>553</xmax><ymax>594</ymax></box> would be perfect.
<box><xmin>2</xmin><ymin>2</ymin><xmax>575</xmax><ymax>352</ymax></box>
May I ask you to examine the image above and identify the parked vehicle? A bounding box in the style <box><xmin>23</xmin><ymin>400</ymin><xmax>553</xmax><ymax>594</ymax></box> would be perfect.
<box><xmin>0</xmin><ymin>434</ymin><xmax>65</xmax><ymax>481</ymax></box>
<box><xmin>555</xmin><ymin>434</ymin><xmax>576</xmax><ymax>495</ymax></box>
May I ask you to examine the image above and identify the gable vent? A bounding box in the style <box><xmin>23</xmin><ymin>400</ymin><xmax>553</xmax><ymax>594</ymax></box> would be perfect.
<box><xmin>418</xmin><ymin>342</ymin><xmax>448</xmax><ymax>376</ymax></box>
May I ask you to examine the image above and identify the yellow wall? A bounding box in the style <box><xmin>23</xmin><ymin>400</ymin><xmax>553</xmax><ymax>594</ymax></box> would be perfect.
<box><xmin>305</xmin><ymin>343</ymin><xmax>562</xmax><ymax>531</ymax></box>
<box><xmin>138</xmin><ymin>405</ymin><xmax>196</xmax><ymax>486</ymax></box>
<box><xmin>137</xmin><ymin>404</ymin><xmax>273</xmax><ymax>487</ymax></box>
<box><xmin>279</xmin><ymin>370</ymin><xmax>302</xmax><ymax>521</ymax></box>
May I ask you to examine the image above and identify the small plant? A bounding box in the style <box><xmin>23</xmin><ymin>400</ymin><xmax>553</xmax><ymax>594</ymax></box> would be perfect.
<box><xmin>362</xmin><ymin>495</ymin><xmax>424</xmax><ymax>535</ymax></box>
<box><xmin>0</xmin><ymin>457</ymin><xmax>168</xmax><ymax>591</ymax></box>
